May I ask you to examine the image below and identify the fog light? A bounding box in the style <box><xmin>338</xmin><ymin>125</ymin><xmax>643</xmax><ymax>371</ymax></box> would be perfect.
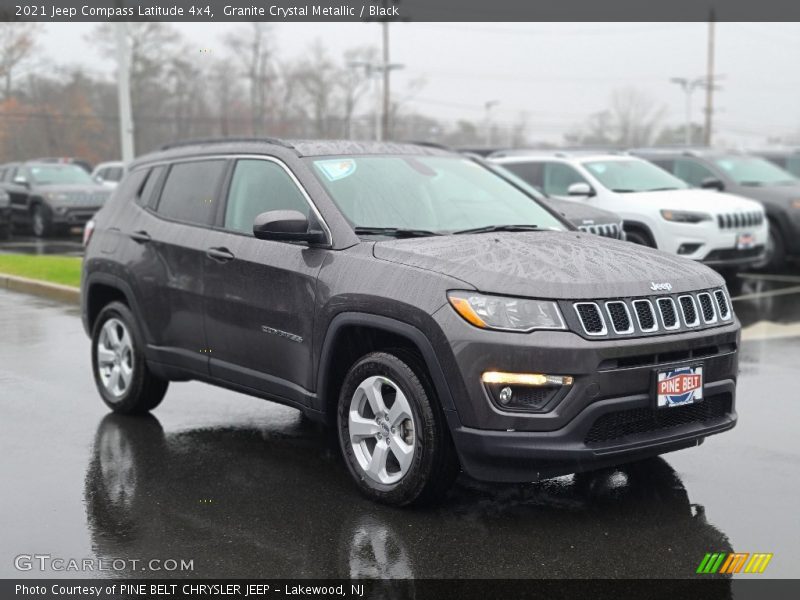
<box><xmin>481</xmin><ymin>371</ymin><xmax>573</xmax><ymax>413</ymax></box>
<box><xmin>677</xmin><ymin>243</ymin><xmax>702</xmax><ymax>255</ymax></box>
<box><xmin>499</xmin><ymin>386</ymin><xmax>513</xmax><ymax>405</ymax></box>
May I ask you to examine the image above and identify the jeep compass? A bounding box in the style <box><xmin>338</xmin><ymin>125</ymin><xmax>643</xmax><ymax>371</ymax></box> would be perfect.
<box><xmin>81</xmin><ymin>139</ymin><xmax>739</xmax><ymax>506</ymax></box>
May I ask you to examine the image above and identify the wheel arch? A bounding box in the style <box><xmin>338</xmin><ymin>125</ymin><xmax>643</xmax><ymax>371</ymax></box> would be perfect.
<box><xmin>315</xmin><ymin>312</ymin><xmax>457</xmax><ymax>425</ymax></box>
<box><xmin>82</xmin><ymin>272</ymin><xmax>144</xmax><ymax>339</ymax></box>
<box><xmin>622</xmin><ymin>220</ymin><xmax>658</xmax><ymax>247</ymax></box>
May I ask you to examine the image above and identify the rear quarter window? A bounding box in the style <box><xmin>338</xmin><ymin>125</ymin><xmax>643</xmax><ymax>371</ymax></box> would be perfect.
<box><xmin>154</xmin><ymin>160</ymin><xmax>227</xmax><ymax>225</ymax></box>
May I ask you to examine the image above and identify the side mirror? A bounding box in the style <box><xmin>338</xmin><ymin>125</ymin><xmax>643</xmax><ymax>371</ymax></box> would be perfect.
<box><xmin>700</xmin><ymin>177</ymin><xmax>724</xmax><ymax>191</ymax></box>
<box><xmin>94</xmin><ymin>175</ymin><xmax>104</xmax><ymax>184</ymax></box>
<box><xmin>13</xmin><ymin>175</ymin><xmax>29</xmax><ymax>187</ymax></box>
<box><xmin>567</xmin><ymin>182</ymin><xmax>594</xmax><ymax>197</ymax></box>
<box><xmin>253</xmin><ymin>209</ymin><xmax>327</xmax><ymax>244</ymax></box>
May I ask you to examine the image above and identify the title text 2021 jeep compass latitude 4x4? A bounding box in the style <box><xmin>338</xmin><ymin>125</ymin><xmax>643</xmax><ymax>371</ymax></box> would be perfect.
<box><xmin>81</xmin><ymin>139</ymin><xmax>740</xmax><ymax>506</ymax></box>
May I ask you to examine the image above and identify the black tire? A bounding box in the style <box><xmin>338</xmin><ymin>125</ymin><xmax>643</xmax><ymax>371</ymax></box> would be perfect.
<box><xmin>91</xmin><ymin>301</ymin><xmax>168</xmax><ymax>414</ymax></box>
<box><xmin>0</xmin><ymin>224</ymin><xmax>10</xmax><ymax>240</ymax></box>
<box><xmin>337</xmin><ymin>350</ymin><xmax>459</xmax><ymax>506</ymax></box>
<box><xmin>625</xmin><ymin>228</ymin><xmax>655</xmax><ymax>248</ymax></box>
<box><xmin>764</xmin><ymin>221</ymin><xmax>787</xmax><ymax>271</ymax></box>
<box><xmin>31</xmin><ymin>204</ymin><xmax>53</xmax><ymax>238</ymax></box>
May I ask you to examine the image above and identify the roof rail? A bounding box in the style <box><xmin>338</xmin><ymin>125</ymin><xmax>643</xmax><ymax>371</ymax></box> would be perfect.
<box><xmin>159</xmin><ymin>137</ymin><xmax>295</xmax><ymax>151</ymax></box>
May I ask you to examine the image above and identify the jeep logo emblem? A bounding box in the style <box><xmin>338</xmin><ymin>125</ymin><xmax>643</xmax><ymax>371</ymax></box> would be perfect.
<box><xmin>650</xmin><ymin>282</ymin><xmax>673</xmax><ymax>292</ymax></box>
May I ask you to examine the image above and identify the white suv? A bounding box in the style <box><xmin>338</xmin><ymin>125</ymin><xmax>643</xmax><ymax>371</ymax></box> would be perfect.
<box><xmin>490</xmin><ymin>152</ymin><xmax>768</xmax><ymax>271</ymax></box>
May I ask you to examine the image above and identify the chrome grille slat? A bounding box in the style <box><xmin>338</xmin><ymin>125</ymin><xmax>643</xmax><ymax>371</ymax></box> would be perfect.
<box><xmin>605</xmin><ymin>301</ymin><xmax>633</xmax><ymax>334</ymax></box>
<box><xmin>574</xmin><ymin>302</ymin><xmax>607</xmax><ymax>336</ymax></box>
<box><xmin>714</xmin><ymin>289</ymin><xmax>731</xmax><ymax>320</ymax></box>
<box><xmin>697</xmin><ymin>292</ymin><xmax>718</xmax><ymax>324</ymax></box>
<box><xmin>657</xmin><ymin>297</ymin><xmax>680</xmax><ymax>330</ymax></box>
<box><xmin>632</xmin><ymin>299</ymin><xmax>658</xmax><ymax>332</ymax></box>
<box><xmin>678</xmin><ymin>295</ymin><xmax>700</xmax><ymax>327</ymax></box>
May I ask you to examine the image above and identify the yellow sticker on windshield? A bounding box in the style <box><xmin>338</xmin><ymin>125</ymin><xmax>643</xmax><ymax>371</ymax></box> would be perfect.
<box><xmin>316</xmin><ymin>159</ymin><xmax>357</xmax><ymax>181</ymax></box>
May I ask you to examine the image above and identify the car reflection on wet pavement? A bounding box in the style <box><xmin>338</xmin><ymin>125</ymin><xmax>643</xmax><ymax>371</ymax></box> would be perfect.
<box><xmin>0</xmin><ymin>234</ymin><xmax>84</xmax><ymax>257</ymax></box>
<box><xmin>0</xmin><ymin>270</ymin><xmax>799</xmax><ymax>580</ymax></box>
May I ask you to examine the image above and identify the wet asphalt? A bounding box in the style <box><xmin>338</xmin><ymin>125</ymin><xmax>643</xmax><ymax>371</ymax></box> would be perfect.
<box><xmin>0</xmin><ymin>265</ymin><xmax>799</xmax><ymax>580</ymax></box>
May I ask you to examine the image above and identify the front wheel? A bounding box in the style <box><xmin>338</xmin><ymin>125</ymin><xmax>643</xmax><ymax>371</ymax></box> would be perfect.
<box><xmin>91</xmin><ymin>301</ymin><xmax>168</xmax><ymax>414</ymax></box>
<box><xmin>337</xmin><ymin>351</ymin><xmax>459</xmax><ymax>506</ymax></box>
<box><xmin>31</xmin><ymin>204</ymin><xmax>53</xmax><ymax>238</ymax></box>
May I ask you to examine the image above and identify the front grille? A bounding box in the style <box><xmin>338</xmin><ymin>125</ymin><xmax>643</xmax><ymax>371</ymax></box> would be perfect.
<box><xmin>657</xmin><ymin>297</ymin><xmax>679</xmax><ymax>329</ymax></box>
<box><xmin>679</xmin><ymin>295</ymin><xmax>699</xmax><ymax>327</ymax></box>
<box><xmin>714</xmin><ymin>290</ymin><xmax>731</xmax><ymax>320</ymax></box>
<box><xmin>605</xmin><ymin>301</ymin><xmax>632</xmax><ymax>334</ymax></box>
<box><xmin>578</xmin><ymin>223</ymin><xmax>621</xmax><ymax>239</ymax></box>
<box><xmin>584</xmin><ymin>394</ymin><xmax>732</xmax><ymax>445</ymax></box>
<box><xmin>717</xmin><ymin>211</ymin><xmax>764</xmax><ymax>229</ymax></box>
<box><xmin>704</xmin><ymin>246</ymin><xmax>765</xmax><ymax>262</ymax></box>
<box><xmin>574</xmin><ymin>303</ymin><xmax>606</xmax><ymax>335</ymax></box>
<box><xmin>632</xmin><ymin>299</ymin><xmax>657</xmax><ymax>332</ymax></box>
<box><xmin>570</xmin><ymin>287</ymin><xmax>730</xmax><ymax>338</ymax></box>
<box><xmin>697</xmin><ymin>292</ymin><xmax>717</xmax><ymax>323</ymax></box>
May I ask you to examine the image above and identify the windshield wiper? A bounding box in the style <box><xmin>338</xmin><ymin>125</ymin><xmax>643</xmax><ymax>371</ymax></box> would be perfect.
<box><xmin>739</xmin><ymin>181</ymin><xmax>765</xmax><ymax>187</ymax></box>
<box><xmin>611</xmin><ymin>188</ymin><xmax>636</xmax><ymax>193</ymax></box>
<box><xmin>453</xmin><ymin>224</ymin><xmax>540</xmax><ymax>235</ymax></box>
<box><xmin>645</xmin><ymin>187</ymin><xmax>680</xmax><ymax>192</ymax></box>
<box><xmin>353</xmin><ymin>226</ymin><xmax>442</xmax><ymax>238</ymax></box>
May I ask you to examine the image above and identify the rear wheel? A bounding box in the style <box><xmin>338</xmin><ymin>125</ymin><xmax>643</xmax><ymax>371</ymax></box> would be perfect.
<box><xmin>91</xmin><ymin>301</ymin><xmax>168</xmax><ymax>414</ymax></box>
<box><xmin>624</xmin><ymin>228</ymin><xmax>655</xmax><ymax>248</ymax></box>
<box><xmin>337</xmin><ymin>351</ymin><xmax>459</xmax><ymax>506</ymax></box>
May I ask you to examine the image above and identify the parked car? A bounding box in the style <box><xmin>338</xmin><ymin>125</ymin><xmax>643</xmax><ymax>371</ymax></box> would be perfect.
<box><xmin>631</xmin><ymin>149</ymin><xmax>800</xmax><ymax>269</ymax></box>
<box><xmin>91</xmin><ymin>161</ymin><xmax>126</xmax><ymax>189</ymax></box>
<box><xmin>33</xmin><ymin>156</ymin><xmax>93</xmax><ymax>173</ymax></box>
<box><xmin>490</xmin><ymin>151</ymin><xmax>768</xmax><ymax>273</ymax></box>
<box><xmin>751</xmin><ymin>148</ymin><xmax>800</xmax><ymax>178</ymax></box>
<box><xmin>486</xmin><ymin>161</ymin><xmax>625</xmax><ymax>240</ymax></box>
<box><xmin>82</xmin><ymin>138</ymin><xmax>740</xmax><ymax>506</ymax></box>
<box><xmin>0</xmin><ymin>188</ymin><xmax>10</xmax><ymax>239</ymax></box>
<box><xmin>0</xmin><ymin>161</ymin><xmax>112</xmax><ymax>237</ymax></box>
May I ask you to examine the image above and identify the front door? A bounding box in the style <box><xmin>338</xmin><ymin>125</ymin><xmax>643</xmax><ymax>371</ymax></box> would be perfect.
<box><xmin>203</xmin><ymin>158</ymin><xmax>327</xmax><ymax>406</ymax></box>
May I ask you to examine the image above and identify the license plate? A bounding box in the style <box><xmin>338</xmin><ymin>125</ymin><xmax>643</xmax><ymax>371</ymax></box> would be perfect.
<box><xmin>737</xmin><ymin>232</ymin><xmax>755</xmax><ymax>250</ymax></box>
<box><xmin>655</xmin><ymin>365</ymin><xmax>704</xmax><ymax>408</ymax></box>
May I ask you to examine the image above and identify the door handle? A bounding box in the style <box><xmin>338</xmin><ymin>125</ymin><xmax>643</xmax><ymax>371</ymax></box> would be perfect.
<box><xmin>206</xmin><ymin>247</ymin><xmax>235</xmax><ymax>263</ymax></box>
<box><xmin>129</xmin><ymin>230</ymin><xmax>151</xmax><ymax>243</ymax></box>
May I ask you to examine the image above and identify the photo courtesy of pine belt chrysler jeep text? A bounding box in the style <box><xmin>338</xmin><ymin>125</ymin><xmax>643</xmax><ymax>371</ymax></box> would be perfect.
<box><xmin>81</xmin><ymin>139</ymin><xmax>740</xmax><ymax>506</ymax></box>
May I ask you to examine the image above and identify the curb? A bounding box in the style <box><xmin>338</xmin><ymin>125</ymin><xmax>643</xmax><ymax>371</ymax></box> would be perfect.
<box><xmin>0</xmin><ymin>273</ymin><xmax>80</xmax><ymax>305</ymax></box>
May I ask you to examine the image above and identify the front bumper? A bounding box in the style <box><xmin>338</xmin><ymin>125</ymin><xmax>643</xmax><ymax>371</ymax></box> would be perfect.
<box><xmin>433</xmin><ymin>306</ymin><xmax>740</xmax><ymax>482</ymax></box>
<box><xmin>51</xmin><ymin>207</ymin><xmax>98</xmax><ymax>227</ymax></box>
<box><xmin>701</xmin><ymin>245</ymin><xmax>767</xmax><ymax>268</ymax></box>
<box><xmin>449</xmin><ymin>380</ymin><xmax>736</xmax><ymax>482</ymax></box>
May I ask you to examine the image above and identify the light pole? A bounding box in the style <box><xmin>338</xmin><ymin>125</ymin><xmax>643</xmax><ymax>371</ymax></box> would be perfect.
<box><xmin>115</xmin><ymin>22</ymin><xmax>134</xmax><ymax>162</ymax></box>
<box><xmin>484</xmin><ymin>100</ymin><xmax>499</xmax><ymax>146</ymax></box>
<box><xmin>669</xmin><ymin>77</ymin><xmax>707</xmax><ymax>146</ymax></box>
<box><xmin>347</xmin><ymin>59</ymin><xmax>404</xmax><ymax>142</ymax></box>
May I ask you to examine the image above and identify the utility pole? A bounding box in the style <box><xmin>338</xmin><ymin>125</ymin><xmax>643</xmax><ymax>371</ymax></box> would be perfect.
<box><xmin>484</xmin><ymin>100</ymin><xmax>499</xmax><ymax>146</ymax></box>
<box><xmin>704</xmin><ymin>10</ymin><xmax>716</xmax><ymax>147</ymax></box>
<box><xmin>382</xmin><ymin>22</ymin><xmax>390</xmax><ymax>139</ymax></box>
<box><xmin>669</xmin><ymin>77</ymin><xmax>706</xmax><ymax>146</ymax></box>
<box><xmin>115</xmin><ymin>21</ymin><xmax>135</xmax><ymax>163</ymax></box>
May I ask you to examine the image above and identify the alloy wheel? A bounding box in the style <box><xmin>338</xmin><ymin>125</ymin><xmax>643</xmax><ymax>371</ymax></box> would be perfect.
<box><xmin>96</xmin><ymin>318</ymin><xmax>135</xmax><ymax>399</ymax></box>
<box><xmin>348</xmin><ymin>376</ymin><xmax>416</xmax><ymax>485</ymax></box>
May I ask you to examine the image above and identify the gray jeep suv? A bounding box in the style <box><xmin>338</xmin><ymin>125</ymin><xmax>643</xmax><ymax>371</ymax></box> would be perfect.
<box><xmin>81</xmin><ymin>139</ymin><xmax>739</xmax><ymax>506</ymax></box>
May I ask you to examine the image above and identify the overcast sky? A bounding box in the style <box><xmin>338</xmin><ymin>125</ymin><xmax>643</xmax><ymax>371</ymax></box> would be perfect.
<box><xmin>41</xmin><ymin>21</ymin><xmax>800</xmax><ymax>145</ymax></box>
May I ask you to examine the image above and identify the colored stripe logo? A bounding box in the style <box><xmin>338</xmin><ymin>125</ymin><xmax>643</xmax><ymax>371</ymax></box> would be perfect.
<box><xmin>697</xmin><ymin>552</ymin><xmax>773</xmax><ymax>574</ymax></box>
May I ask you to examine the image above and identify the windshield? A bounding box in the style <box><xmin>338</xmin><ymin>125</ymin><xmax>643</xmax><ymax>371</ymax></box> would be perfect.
<box><xmin>583</xmin><ymin>159</ymin><xmax>688</xmax><ymax>193</ymax></box>
<box><xmin>714</xmin><ymin>156</ymin><xmax>797</xmax><ymax>186</ymax></box>
<box><xmin>27</xmin><ymin>164</ymin><xmax>94</xmax><ymax>185</ymax></box>
<box><xmin>308</xmin><ymin>155</ymin><xmax>566</xmax><ymax>234</ymax></box>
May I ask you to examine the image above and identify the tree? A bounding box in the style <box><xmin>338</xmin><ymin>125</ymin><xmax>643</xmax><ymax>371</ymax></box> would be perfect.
<box><xmin>0</xmin><ymin>23</ymin><xmax>38</xmax><ymax>100</ymax></box>
<box><xmin>295</xmin><ymin>40</ymin><xmax>339</xmax><ymax>137</ymax></box>
<box><xmin>609</xmin><ymin>87</ymin><xmax>665</xmax><ymax>147</ymax></box>
<box><xmin>340</xmin><ymin>46</ymin><xmax>377</xmax><ymax>138</ymax></box>
<box><xmin>224</xmin><ymin>23</ymin><xmax>274</xmax><ymax>136</ymax></box>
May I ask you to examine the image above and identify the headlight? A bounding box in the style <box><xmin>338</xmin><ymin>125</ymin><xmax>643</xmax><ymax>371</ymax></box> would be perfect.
<box><xmin>660</xmin><ymin>209</ymin><xmax>712</xmax><ymax>223</ymax></box>
<box><xmin>448</xmin><ymin>291</ymin><xmax>566</xmax><ymax>332</ymax></box>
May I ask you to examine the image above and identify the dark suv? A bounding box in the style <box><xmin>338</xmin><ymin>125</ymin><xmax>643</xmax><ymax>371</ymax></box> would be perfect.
<box><xmin>632</xmin><ymin>149</ymin><xmax>800</xmax><ymax>269</ymax></box>
<box><xmin>0</xmin><ymin>161</ymin><xmax>111</xmax><ymax>237</ymax></box>
<box><xmin>81</xmin><ymin>139</ymin><xmax>740</xmax><ymax>506</ymax></box>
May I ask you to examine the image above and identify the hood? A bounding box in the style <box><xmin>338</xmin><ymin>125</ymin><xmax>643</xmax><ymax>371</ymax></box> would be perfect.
<box><xmin>626</xmin><ymin>188</ymin><xmax>763</xmax><ymax>213</ymax></box>
<box><xmin>732</xmin><ymin>181</ymin><xmax>800</xmax><ymax>208</ymax></box>
<box><xmin>373</xmin><ymin>231</ymin><xmax>723</xmax><ymax>300</ymax></box>
<box><xmin>543</xmin><ymin>198</ymin><xmax>620</xmax><ymax>226</ymax></box>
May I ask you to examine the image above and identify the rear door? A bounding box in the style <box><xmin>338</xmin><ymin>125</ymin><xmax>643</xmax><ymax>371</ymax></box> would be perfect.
<box><xmin>130</xmin><ymin>158</ymin><xmax>229</xmax><ymax>375</ymax></box>
<box><xmin>203</xmin><ymin>157</ymin><xmax>328</xmax><ymax>406</ymax></box>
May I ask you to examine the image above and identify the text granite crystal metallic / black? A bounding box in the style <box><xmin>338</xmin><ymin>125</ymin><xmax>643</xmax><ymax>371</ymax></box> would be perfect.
<box><xmin>80</xmin><ymin>138</ymin><xmax>739</xmax><ymax>506</ymax></box>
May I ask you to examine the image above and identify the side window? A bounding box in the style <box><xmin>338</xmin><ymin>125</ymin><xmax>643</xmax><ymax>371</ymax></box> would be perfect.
<box><xmin>107</xmin><ymin>167</ymin><xmax>124</xmax><ymax>182</ymax></box>
<box><xmin>673</xmin><ymin>159</ymin><xmax>716</xmax><ymax>187</ymax></box>
<box><xmin>502</xmin><ymin>162</ymin><xmax>545</xmax><ymax>192</ymax></box>
<box><xmin>543</xmin><ymin>163</ymin><xmax>587</xmax><ymax>196</ymax></box>
<box><xmin>224</xmin><ymin>159</ymin><xmax>309</xmax><ymax>235</ymax></box>
<box><xmin>137</xmin><ymin>165</ymin><xmax>166</xmax><ymax>207</ymax></box>
<box><xmin>155</xmin><ymin>160</ymin><xmax>226</xmax><ymax>225</ymax></box>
